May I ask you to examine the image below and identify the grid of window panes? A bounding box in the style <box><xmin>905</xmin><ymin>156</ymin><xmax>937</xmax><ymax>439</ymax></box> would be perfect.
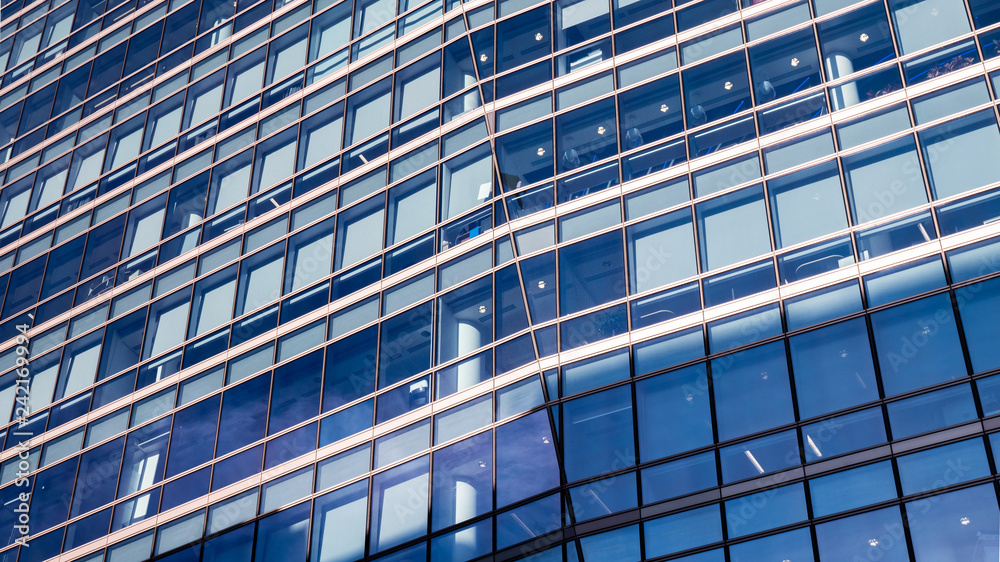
<box><xmin>1</xmin><ymin>0</ymin><xmax>1000</xmax><ymax>558</ymax></box>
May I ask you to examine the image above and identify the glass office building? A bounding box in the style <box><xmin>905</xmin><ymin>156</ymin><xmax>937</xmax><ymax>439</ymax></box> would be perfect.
<box><xmin>2</xmin><ymin>0</ymin><xmax>1000</xmax><ymax>558</ymax></box>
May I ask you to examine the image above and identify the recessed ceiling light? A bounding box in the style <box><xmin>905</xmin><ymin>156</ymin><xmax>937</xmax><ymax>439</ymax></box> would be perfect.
<box><xmin>478</xmin><ymin>305</ymin><xmax>487</xmax><ymax>313</ymax></box>
<box><xmin>597</xmin><ymin>126</ymin><xmax>606</xmax><ymax>134</ymax></box>
<box><xmin>535</xmin><ymin>32</ymin><xmax>543</xmax><ymax>40</ymax></box>
<box><xmin>790</xmin><ymin>57</ymin><xmax>800</xmax><ymax>66</ymax></box>
<box><xmin>869</xmin><ymin>539</ymin><xmax>879</xmax><ymax>547</ymax></box>
<box><xmin>724</xmin><ymin>81</ymin><xmax>733</xmax><ymax>90</ymax></box>
<box><xmin>860</xmin><ymin>33</ymin><xmax>869</xmax><ymax>42</ymax></box>
<box><xmin>537</xmin><ymin>280</ymin><xmax>546</xmax><ymax>289</ymax></box>
<box><xmin>536</xmin><ymin>147</ymin><xmax>545</xmax><ymax>156</ymax></box>
<box><xmin>961</xmin><ymin>517</ymin><xmax>971</xmax><ymax>525</ymax></box>
<box><xmin>660</xmin><ymin>104</ymin><xmax>669</xmax><ymax>112</ymax></box>
<box><xmin>480</xmin><ymin>53</ymin><xmax>488</xmax><ymax>61</ymax></box>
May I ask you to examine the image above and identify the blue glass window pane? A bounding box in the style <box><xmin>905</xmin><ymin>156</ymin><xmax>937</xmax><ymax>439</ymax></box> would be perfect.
<box><xmin>783</xmin><ymin>281</ymin><xmax>863</xmax><ymax>331</ymax></box>
<box><xmin>801</xmin><ymin>407</ymin><xmax>887</xmax><ymax>461</ymax></box>
<box><xmin>569</xmin><ymin>471</ymin><xmax>637</xmax><ymax>522</ymax></box>
<box><xmin>905</xmin><ymin>484</ymin><xmax>999</xmax><ymax>561</ymax></box>
<box><xmin>707</xmin><ymin>304</ymin><xmax>781</xmax><ymax>353</ymax></box>
<box><xmin>31</xmin><ymin>456</ymin><xmax>79</xmax><ymax>531</ymax></box>
<box><xmin>268</xmin><ymin>350</ymin><xmax>322</xmax><ymax>435</ymax></box>
<box><xmin>712</xmin><ymin>342</ymin><xmax>794</xmax><ymax>441</ymax></box>
<box><xmin>725</xmin><ymin>483</ymin><xmax>807</xmax><ymax>538</ymax></box>
<box><xmin>682</xmin><ymin>51</ymin><xmax>751</xmax><ymax>126</ymax></box>
<box><xmin>633</xmin><ymin>327</ymin><xmax>704</xmax><ymax>376</ymax></box>
<box><xmin>563</xmin><ymin>385</ymin><xmax>635</xmax><ymax>482</ymax></box>
<box><xmin>887</xmin><ymin>384</ymin><xmax>978</xmax><ymax>439</ymax></box>
<box><xmin>431</xmin><ymin>519</ymin><xmax>492</xmax><ymax>562</ymax></box>
<box><xmin>496</xmin><ymin>411</ymin><xmax>560</xmax><ymax>507</ymax></box>
<box><xmin>369</xmin><ymin>456</ymin><xmax>429</xmax><ymax>553</ymax></box>
<box><xmin>897</xmin><ymin>438</ymin><xmax>991</xmax><ymax>495</ymax></box>
<box><xmin>561</xmin><ymin>349</ymin><xmax>629</xmax><ymax>397</ymax></box>
<box><xmin>644</xmin><ymin>504</ymin><xmax>722</xmax><ymax>558</ymax></box>
<box><xmin>254</xmin><ymin>501</ymin><xmax>309</xmax><ymax>561</ymax></box>
<box><xmin>870</xmin><ymin>293</ymin><xmax>967</xmax><ymax>396</ymax></box>
<box><xmin>312</xmin><ymin>480</ymin><xmax>368</xmax><ymax>562</ymax></box>
<box><xmin>558</xmin><ymin>231</ymin><xmax>626</xmax><ymax>316</ymax></box>
<box><xmin>203</xmin><ymin>524</ymin><xmax>254</xmax><ymax>562</ymax></box>
<box><xmin>497</xmin><ymin>493</ymin><xmax>561</xmax><ymax>549</ymax></box>
<box><xmin>720</xmin><ymin>430</ymin><xmax>799</xmax><ymax>483</ymax></box>
<box><xmin>324</xmin><ymin>326</ymin><xmax>378</xmax><ymax>411</ymax></box>
<box><xmin>696</xmin><ymin>185</ymin><xmax>771</xmax><ymax>271</ymax></box>
<box><xmin>809</xmin><ymin>461</ymin><xmax>897</xmax><ymax>517</ymax></box>
<box><xmin>729</xmin><ymin>527</ymin><xmax>813</xmax><ymax>562</ymax></box>
<box><xmin>165</xmin><ymin>394</ymin><xmax>220</xmax><ymax>478</ymax></box>
<box><xmin>378</xmin><ymin>302</ymin><xmax>433</xmax><ymax>389</ymax></box>
<box><xmin>641</xmin><ymin>452</ymin><xmax>717</xmax><ymax>504</ymax></box>
<box><xmin>947</xmin><ymin>235</ymin><xmax>1000</xmax><ymax>282</ymax></box>
<box><xmin>579</xmin><ymin>524</ymin><xmax>640</xmax><ymax>562</ymax></box>
<box><xmin>864</xmin><ymin>256</ymin><xmax>946</xmax><ymax>307</ymax></box>
<box><xmin>816</xmin><ymin>507</ymin><xmax>908</xmax><ymax>562</ymax></box>
<box><xmin>636</xmin><ymin>364</ymin><xmax>713</xmax><ymax>461</ymax></box>
<box><xmin>958</xmin><ymin>276</ymin><xmax>1000</xmax><ymax>373</ymax></box>
<box><xmin>431</xmin><ymin>432</ymin><xmax>493</xmax><ymax>531</ymax></box>
<box><xmin>161</xmin><ymin>467</ymin><xmax>210</xmax><ymax>511</ymax></box>
<box><xmin>216</xmin><ymin>372</ymin><xmax>270</xmax><ymax>455</ymax></box>
<box><xmin>789</xmin><ymin>318</ymin><xmax>879</xmax><ymax>418</ymax></box>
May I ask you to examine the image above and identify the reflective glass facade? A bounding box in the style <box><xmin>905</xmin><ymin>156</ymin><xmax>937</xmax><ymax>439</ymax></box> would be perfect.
<box><xmin>1</xmin><ymin>0</ymin><xmax>1000</xmax><ymax>559</ymax></box>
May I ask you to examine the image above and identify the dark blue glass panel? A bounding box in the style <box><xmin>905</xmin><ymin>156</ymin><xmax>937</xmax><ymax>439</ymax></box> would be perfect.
<box><xmin>495</xmin><ymin>332</ymin><xmax>535</xmax><ymax>375</ymax></box>
<box><xmin>720</xmin><ymin>430</ymin><xmax>799</xmax><ymax>483</ymax></box>
<box><xmin>712</xmin><ymin>342</ymin><xmax>794</xmax><ymax>441</ymax></box>
<box><xmin>905</xmin><ymin>485</ymin><xmax>999</xmax><ymax>561</ymax></box>
<box><xmin>636</xmin><ymin>364</ymin><xmax>712</xmax><ymax>461</ymax></box>
<box><xmin>644</xmin><ymin>504</ymin><xmax>722</xmax><ymax>558</ymax></box>
<box><xmin>801</xmin><ymin>407</ymin><xmax>887</xmax><ymax>461</ymax></box>
<box><xmin>161</xmin><ymin>467</ymin><xmax>211</xmax><ymax>511</ymax></box>
<box><xmin>809</xmin><ymin>460</ymin><xmax>897</xmax><ymax>517</ymax></box>
<box><xmin>216</xmin><ymin>372</ymin><xmax>270</xmax><ymax>455</ymax></box>
<box><xmin>641</xmin><ymin>452</ymin><xmax>717</xmax><ymax>504</ymax></box>
<box><xmin>816</xmin><ymin>507</ymin><xmax>908</xmax><ymax>562</ymax></box>
<box><xmin>897</xmin><ymin>438</ymin><xmax>990</xmax><ymax>495</ymax></box>
<box><xmin>324</xmin><ymin>326</ymin><xmax>378</xmax><ymax>411</ymax></box>
<box><xmin>269</xmin><ymin>350</ymin><xmax>322</xmax><ymax>434</ymax></box>
<box><xmin>789</xmin><ymin>317</ymin><xmax>879</xmax><ymax>418</ymax></box>
<box><xmin>497</xmin><ymin>493</ymin><xmax>561</xmax><ymax>549</ymax></box>
<box><xmin>265</xmin><ymin>422</ymin><xmax>317</xmax><ymax>469</ymax></box>
<box><xmin>31</xmin><ymin>456</ymin><xmax>79</xmax><ymax>532</ymax></box>
<box><xmin>166</xmin><ymin>395</ymin><xmax>221</xmax><ymax>478</ymax></box>
<box><xmin>203</xmin><ymin>523</ymin><xmax>254</xmax><ymax>562</ymax></box>
<box><xmin>870</xmin><ymin>293</ymin><xmax>967</xmax><ymax>396</ymax></box>
<box><xmin>497</xmin><ymin>411</ymin><xmax>560</xmax><ymax>507</ymax></box>
<box><xmin>64</xmin><ymin>507</ymin><xmax>111</xmax><ymax>550</ymax></box>
<box><xmin>431</xmin><ymin>432</ymin><xmax>493</xmax><ymax>531</ymax></box>
<box><xmin>319</xmin><ymin>399</ymin><xmax>374</xmax><ymax>447</ymax></box>
<box><xmin>570</xmin><ymin>471</ymin><xmax>637</xmax><ymax>522</ymax></box>
<box><xmin>212</xmin><ymin>446</ymin><xmax>263</xmax><ymax>491</ymax></box>
<box><xmin>71</xmin><ymin>436</ymin><xmax>124</xmax><ymax>517</ymax></box>
<box><xmin>563</xmin><ymin>385</ymin><xmax>635</xmax><ymax>482</ymax></box>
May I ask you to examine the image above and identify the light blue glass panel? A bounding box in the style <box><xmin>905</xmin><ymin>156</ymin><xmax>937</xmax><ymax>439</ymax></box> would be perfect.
<box><xmin>729</xmin><ymin>527</ymin><xmax>813</xmax><ymax>562</ymax></box>
<box><xmin>569</xmin><ymin>471</ymin><xmax>637</xmax><ymax>522</ymax></box>
<box><xmin>641</xmin><ymin>452</ymin><xmax>717</xmax><ymax>504</ymax></box>
<box><xmin>636</xmin><ymin>364</ymin><xmax>713</xmax><ymax>461</ymax></box>
<box><xmin>644</xmin><ymin>504</ymin><xmax>723</xmax><ymax>558</ymax></box>
<box><xmin>783</xmin><ymin>281</ymin><xmax>863</xmax><ymax>331</ymax></box>
<box><xmin>809</xmin><ymin>461</ymin><xmax>897</xmax><ymax>517</ymax></box>
<box><xmin>887</xmin><ymin>384</ymin><xmax>978</xmax><ymax>439</ymax></box>
<box><xmin>801</xmin><ymin>407</ymin><xmax>887</xmax><ymax>461</ymax></box>
<box><xmin>789</xmin><ymin>318</ymin><xmax>879</xmax><ymax>418</ymax></box>
<box><xmin>579</xmin><ymin>524</ymin><xmax>640</xmax><ymax>562</ymax></box>
<box><xmin>870</xmin><ymin>293</ymin><xmax>967</xmax><ymax>396</ymax></box>
<box><xmin>897</xmin><ymin>438</ymin><xmax>991</xmax><ymax>495</ymax></box>
<box><xmin>712</xmin><ymin>342</ymin><xmax>794</xmax><ymax>441</ymax></box>
<box><xmin>816</xmin><ymin>507</ymin><xmax>909</xmax><ymax>562</ymax></box>
<box><xmin>905</xmin><ymin>484</ymin><xmax>999</xmax><ymax>561</ymax></box>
